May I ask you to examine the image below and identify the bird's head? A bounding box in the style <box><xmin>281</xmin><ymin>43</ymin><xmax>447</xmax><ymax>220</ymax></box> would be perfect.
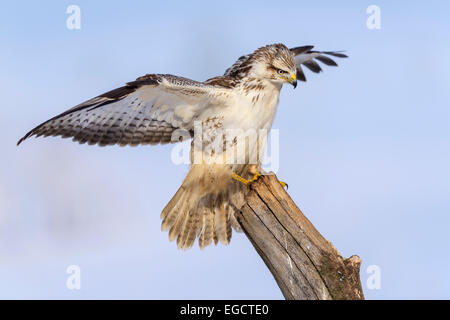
<box><xmin>249</xmin><ymin>43</ymin><xmax>297</xmax><ymax>88</ymax></box>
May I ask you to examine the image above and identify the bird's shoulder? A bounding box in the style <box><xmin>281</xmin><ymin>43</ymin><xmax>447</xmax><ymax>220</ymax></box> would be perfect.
<box><xmin>203</xmin><ymin>76</ymin><xmax>240</xmax><ymax>89</ymax></box>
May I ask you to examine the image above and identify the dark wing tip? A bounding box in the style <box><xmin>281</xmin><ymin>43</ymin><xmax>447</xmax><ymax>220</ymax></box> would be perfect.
<box><xmin>302</xmin><ymin>60</ymin><xmax>322</xmax><ymax>73</ymax></box>
<box><xmin>315</xmin><ymin>55</ymin><xmax>338</xmax><ymax>66</ymax></box>
<box><xmin>291</xmin><ymin>47</ymin><xmax>348</xmax><ymax>83</ymax></box>
<box><xmin>290</xmin><ymin>45</ymin><xmax>314</xmax><ymax>55</ymax></box>
<box><xmin>17</xmin><ymin>131</ymin><xmax>34</xmax><ymax>146</ymax></box>
<box><xmin>16</xmin><ymin>82</ymin><xmax>143</xmax><ymax>147</ymax></box>
<box><xmin>296</xmin><ymin>65</ymin><xmax>307</xmax><ymax>82</ymax></box>
<box><xmin>323</xmin><ymin>51</ymin><xmax>348</xmax><ymax>58</ymax></box>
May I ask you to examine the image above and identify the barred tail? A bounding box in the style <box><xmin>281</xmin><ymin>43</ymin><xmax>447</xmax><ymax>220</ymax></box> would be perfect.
<box><xmin>160</xmin><ymin>183</ymin><xmax>243</xmax><ymax>250</ymax></box>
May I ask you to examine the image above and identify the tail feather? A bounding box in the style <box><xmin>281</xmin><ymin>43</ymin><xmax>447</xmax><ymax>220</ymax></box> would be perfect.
<box><xmin>167</xmin><ymin>198</ymin><xmax>190</xmax><ymax>241</ymax></box>
<box><xmin>199</xmin><ymin>208</ymin><xmax>214</xmax><ymax>249</ymax></box>
<box><xmin>161</xmin><ymin>182</ymin><xmax>244</xmax><ymax>249</ymax></box>
<box><xmin>184</xmin><ymin>210</ymin><xmax>201</xmax><ymax>249</ymax></box>
<box><xmin>228</xmin><ymin>204</ymin><xmax>242</xmax><ymax>232</ymax></box>
<box><xmin>161</xmin><ymin>185</ymin><xmax>185</xmax><ymax>220</ymax></box>
<box><xmin>178</xmin><ymin>208</ymin><xmax>200</xmax><ymax>250</ymax></box>
<box><xmin>214</xmin><ymin>197</ymin><xmax>232</xmax><ymax>245</ymax></box>
<box><xmin>161</xmin><ymin>188</ymin><xmax>188</xmax><ymax>231</ymax></box>
<box><xmin>225</xmin><ymin>205</ymin><xmax>233</xmax><ymax>243</ymax></box>
<box><xmin>176</xmin><ymin>210</ymin><xmax>191</xmax><ymax>248</ymax></box>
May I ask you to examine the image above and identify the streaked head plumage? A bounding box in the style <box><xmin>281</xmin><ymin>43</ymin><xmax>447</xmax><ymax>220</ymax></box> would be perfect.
<box><xmin>247</xmin><ymin>44</ymin><xmax>297</xmax><ymax>87</ymax></box>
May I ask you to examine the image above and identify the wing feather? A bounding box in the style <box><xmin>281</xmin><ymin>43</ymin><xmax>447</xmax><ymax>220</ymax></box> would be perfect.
<box><xmin>302</xmin><ymin>60</ymin><xmax>322</xmax><ymax>73</ymax></box>
<box><xmin>290</xmin><ymin>46</ymin><xmax>348</xmax><ymax>82</ymax></box>
<box><xmin>17</xmin><ymin>74</ymin><xmax>226</xmax><ymax>147</ymax></box>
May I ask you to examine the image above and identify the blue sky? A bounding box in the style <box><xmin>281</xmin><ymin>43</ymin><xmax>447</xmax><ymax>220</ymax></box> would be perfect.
<box><xmin>0</xmin><ymin>1</ymin><xmax>449</xmax><ymax>299</ymax></box>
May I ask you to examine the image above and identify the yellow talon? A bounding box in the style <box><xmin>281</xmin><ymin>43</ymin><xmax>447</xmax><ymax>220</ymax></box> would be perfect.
<box><xmin>232</xmin><ymin>172</ymin><xmax>288</xmax><ymax>190</ymax></box>
<box><xmin>252</xmin><ymin>172</ymin><xmax>261</xmax><ymax>180</ymax></box>
<box><xmin>232</xmin><ymin>173</ymin><xmax>251</xmax><ymax>185</ymax></box>
<box><xmin>279</xmin><ymin>180</ymin><xmax>288</xmax><ymax>189</ymax></box>
<box><xmin>232</xmin><ymin>172</ymin><xmax>261</xmax><ymax>191</ymax></box>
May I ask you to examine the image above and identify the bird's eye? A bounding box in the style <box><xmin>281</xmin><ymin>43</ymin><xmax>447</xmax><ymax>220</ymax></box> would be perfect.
<box><xmin>277</xmin><ymin>69</ymin><xmax>288</xmax><ymax>75</ymax></box>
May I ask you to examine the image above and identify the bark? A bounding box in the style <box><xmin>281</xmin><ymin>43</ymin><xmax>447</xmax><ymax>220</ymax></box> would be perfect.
<box><xmin>237</xmin><ymin>174</ymin><xmax>364</xmax><ymax>300</ymax></box>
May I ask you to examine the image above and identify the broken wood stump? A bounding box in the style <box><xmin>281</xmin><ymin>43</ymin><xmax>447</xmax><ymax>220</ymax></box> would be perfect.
<box><xmin>237</xmin><ymin>174</ymin><xmax>364</xmax><ymax>300</ymax></box>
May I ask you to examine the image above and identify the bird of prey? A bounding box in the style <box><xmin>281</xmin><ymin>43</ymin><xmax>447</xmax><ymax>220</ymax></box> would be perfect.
<box><xmin>17</xmin><ymin>43</ymin><xmax>346</xmax><ymax>249</ymax></box>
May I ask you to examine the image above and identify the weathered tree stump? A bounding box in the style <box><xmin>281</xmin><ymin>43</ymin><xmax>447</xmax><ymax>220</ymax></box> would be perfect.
<box><xmin>237</xmin><ymin>174</ymin><xmax>364</xmax><ymax>300</ymax></box>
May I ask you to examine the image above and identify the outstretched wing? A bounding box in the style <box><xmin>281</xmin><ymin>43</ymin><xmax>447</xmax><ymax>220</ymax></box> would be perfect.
<box><xmin>290</xmin><ymin>46</ymin><xmax>348</xmax><ymax>82</ymax></box>
<box><xmin>17</xmin><ymin>74</ymin><xmax>227</xmax><ymax>146</ymax></box>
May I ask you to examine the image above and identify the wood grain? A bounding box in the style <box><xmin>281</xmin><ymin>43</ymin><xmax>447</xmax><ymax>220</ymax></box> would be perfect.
<box><xmin>237</xmin><ymin>174</ymin><xmax>364</xmax><ymax>300</ymax></box>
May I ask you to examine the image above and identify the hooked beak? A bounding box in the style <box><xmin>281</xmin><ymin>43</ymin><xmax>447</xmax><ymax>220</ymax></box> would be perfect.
<box><xmin>289</xmin><ymin>74</ymin><xmax>297</xmax><ymax>89</ymax></box>
<box><xmin>291</xmin><ymin>79</ymin><xmax>297</xmax><ymax>89</ymax></box>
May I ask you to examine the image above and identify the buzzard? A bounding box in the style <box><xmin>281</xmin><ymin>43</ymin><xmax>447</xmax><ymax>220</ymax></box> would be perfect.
<box><xmin>18</xmin><ymin>44</ymin><xmax>347</xmax><ymax>249</ymax></box>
